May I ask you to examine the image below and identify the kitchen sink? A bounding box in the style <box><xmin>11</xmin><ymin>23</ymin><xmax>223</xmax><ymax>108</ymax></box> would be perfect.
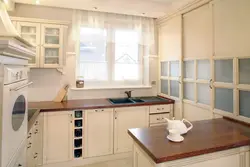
<box><xmin>130</xmin><ymin>98</ymin><xmax>145</xmax><ymax>103</ymax></box>
<box><xmin>109</xmin><ymin>98</ymin><xmax>135</xmax><ymax>104</ymax></box>
<box><xmin>108</xmin><ymin>96</ymin><xmax>168</xmax><ymax>105</ymax></box>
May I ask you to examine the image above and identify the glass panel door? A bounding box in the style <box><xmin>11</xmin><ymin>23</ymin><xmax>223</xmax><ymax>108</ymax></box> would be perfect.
<box><xmin>45</xmin><ymin>28</ymin><xmax>60</xmax><ymax>45</ymax></box>
<box><xmin>42</xmin><ymin>24</ymin><xmax>62</xmax><ymax>67</ymax></box>
<box><xmin>18</xmin><ymin>22</ymin><xmax>40</xmax><ymax>66</ymax></box>
<box><xmin>44</xmin><ymin>48</ymin><xmax>60</xmax><ymax>65</ymax></box>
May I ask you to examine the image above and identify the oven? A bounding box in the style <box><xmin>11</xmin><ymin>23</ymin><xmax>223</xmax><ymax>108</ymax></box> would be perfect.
<box><xmin>0</xmin><ymin>65</ymin><xmax>32</xmax><ymax>167</ymax></box>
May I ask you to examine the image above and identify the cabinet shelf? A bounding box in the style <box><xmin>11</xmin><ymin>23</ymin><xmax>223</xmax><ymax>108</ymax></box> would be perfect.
<box><xmin>45</xmin><ymin>34</ymin><xmax>59</xmax><ymax>37</ymax></box>
<box><xmin>74</xmin><ymin>137</ymin><xmax>82</xmax><ymax>139</ymax></box>
<box><xmin>74</xmin><ymin>127</ymin><xmax>82</xmax><ymax>130</ymax></box>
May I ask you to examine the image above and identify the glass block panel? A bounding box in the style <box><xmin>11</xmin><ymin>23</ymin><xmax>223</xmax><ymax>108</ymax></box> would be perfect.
<box><xmin>239</xmin><ymin>90</ymin><xmax>250</xmax><ymax>118</ymax></box>
<box><xmin>170</xmin><ymin>61</ymin><xmax>179</xmax><ymax>77</ymax></box>
<box><xmin>183</xmin><ymin>60</ymin><xmax>194</xmax><ymax>79</ymax></box>
<box><xmin>161</xmin><ymin>79</ymin><xmax>168</xmax><ymax>95</ymax></box>
<box><xmin>197</xmin><ymin>83</ymin><xmax>210</xmax><ymax>105</ymax></box>
<box><xmin>184</xmin><ymin>82</ymin><xmax>194</xmax><ymax>101</ymax></box>
<box><xmin>197</xmin><ymin>60</ymin><xmax>210</xmax><ymax>80</ymax></box>
<box><xmin>215</xmin><ymin>88</ymin><xmax>233</xmax><ymax>113</ymax></box>
<box><xmin>161</xmin><ymin>62</ymin><xmax>168</xmax><ymax>76</ymax></box>
<box><xmin>239</xmin><ymin>59</ymin><xmax>250</xmax><ymax>84</ymax></box>
<box><xmin>215</xmin><ymin>59</ymin><xmax>233</xmax><ymax>83</ymax></box>
<box><xmin>170</xmin><ymin>80</ymin><xmax>179</xmax><ymax>98</ymax></box>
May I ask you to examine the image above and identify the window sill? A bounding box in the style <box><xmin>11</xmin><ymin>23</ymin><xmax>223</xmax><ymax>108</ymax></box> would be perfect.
<box><xmin>71</xmin><ymin>85</ymin><xmax>152</xmax><ymax>91</ymax></box>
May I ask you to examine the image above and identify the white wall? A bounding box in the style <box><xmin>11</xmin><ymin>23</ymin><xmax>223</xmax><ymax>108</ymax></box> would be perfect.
<box><xmin>9</xmin><ymin>4</ymin><xmax>158</xmax><ymax>102</ymax></box>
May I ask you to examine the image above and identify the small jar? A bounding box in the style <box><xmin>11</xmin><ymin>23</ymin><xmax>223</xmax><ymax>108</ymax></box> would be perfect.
<box><xmin>76</xmin><ymin>77</ymin><xmax>84</xmax><ymax>88</ymax></box>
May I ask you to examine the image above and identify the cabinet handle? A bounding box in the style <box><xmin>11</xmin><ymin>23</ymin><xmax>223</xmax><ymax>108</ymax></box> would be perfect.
<box><xmin>34</xmin><ymin>156</ymin><xmax>38</xmax><ymax>159</ymax></box>
<box><xmin>156</xmin><ymin>118</ymin><xmax>160</xmax><ymax>120</ymax></box>
<box><xmin>27</xmin><ymin>146</ymin><xmax>31</xmax><ymax>149</ymax></box>
<box><xmin>114</xmin><ymin>110</ymin><xmax>117</xmax><ymax>119</ymax></box>
<box><xmin>69</xmin><ymin>114</ymin><xmax>73</xmax><ymax>123</ymax></box>
<box><xmin>18</xmin><ymin>164</ymin><xmax>22</xmax><ymax>167</ymax></box>
<box><xmin>95</xmin><ymin>109</ymin><xmax>98</xmax><ymax>112</ymax></box>
<box><xmin>209</xmin><ymin>79</ymin><xmax>213</xmax><ymax>89</ymax></box>
<box><xmin>157</xmin><ymin>108</ymin><xmax>161</xmax><ymax>111</ymax></box>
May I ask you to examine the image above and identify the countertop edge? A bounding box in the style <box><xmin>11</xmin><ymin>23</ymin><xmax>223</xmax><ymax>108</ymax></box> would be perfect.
<box><xmin>29</xmin><ymin>96</ymin><xmax>175</xmax><ymax>112</ymax></box>
<box><xmin>127</xmin><ymin>119</ymin><xmax>250</xmax><ymax>164</ymax></box>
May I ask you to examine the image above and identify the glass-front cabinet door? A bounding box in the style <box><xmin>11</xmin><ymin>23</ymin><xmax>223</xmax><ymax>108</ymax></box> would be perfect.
<box><xmin>17</xmin><ymin>22</ymin><xmax>41</xmax><ymax>67</ymax></box>
<box><xmin>41</xmin><ymin>24</ymin><xmax>63</xmax><ymax>68</ymax></box>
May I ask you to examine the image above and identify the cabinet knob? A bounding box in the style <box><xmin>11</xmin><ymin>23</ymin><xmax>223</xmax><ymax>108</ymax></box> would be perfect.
<box><xmin>18</xmin><ymin>164</ymin><xmax>22</xmax><ymax>167</ymax></box>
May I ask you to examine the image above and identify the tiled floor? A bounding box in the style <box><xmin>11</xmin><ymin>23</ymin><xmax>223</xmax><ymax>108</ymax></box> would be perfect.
<box><xmin>82</xmin><ymin>158</ymin><xmax>132</xmax><ymax>167</ymax></box>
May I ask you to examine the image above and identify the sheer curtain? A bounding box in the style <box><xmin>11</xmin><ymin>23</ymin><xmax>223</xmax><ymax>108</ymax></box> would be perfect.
<box><xmin>72</xmin><ymin>10</ymin><xmax>156</xmax><ymax>87</ymax></box>
<box><xmin>72</xmin><ymin>10</ymin><xmax>155</xmax><ymax>45</ymax></box>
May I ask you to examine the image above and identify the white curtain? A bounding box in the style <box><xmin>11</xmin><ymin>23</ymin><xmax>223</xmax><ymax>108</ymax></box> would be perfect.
<box><xmin>72</xmin><ymin>10</ymin><xmax>155</xmax><ymax>47</ymax></box>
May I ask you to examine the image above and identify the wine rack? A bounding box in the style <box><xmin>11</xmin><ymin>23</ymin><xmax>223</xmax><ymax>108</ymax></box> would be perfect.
<box><xmin>73</xmin><ymin>110</ymin><xmax>84</xmax><ymax>159</ymax></box>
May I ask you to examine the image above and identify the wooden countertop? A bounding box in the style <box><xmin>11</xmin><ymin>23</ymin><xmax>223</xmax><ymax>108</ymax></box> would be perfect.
<box><xmin>128</xmin><ymin>118</ymin><xmax>250</xmax><ymax>164</ymax></box>
<box><xmin>28</xmin><ymin>96</ymin><xmax>174</xmax><ymax>112</ymax></box>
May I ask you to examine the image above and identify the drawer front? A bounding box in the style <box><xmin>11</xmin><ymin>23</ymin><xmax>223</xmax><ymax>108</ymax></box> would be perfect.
<box><xmin>150</xmin><ymin>113</ymin><xmax>170</xmax><ymax>124</ymax></box>
<box><xmin>88</xmin><ymin>108</ymin><xmax>113</xmax><ymax>113</ymax></box>
<box><xmin>150</xmin><ymin>104</ymin><xmax>172</xmax><ymax>114</ymax></box>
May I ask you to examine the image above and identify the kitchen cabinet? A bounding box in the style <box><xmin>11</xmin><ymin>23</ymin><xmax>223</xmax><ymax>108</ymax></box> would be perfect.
<box><xmin>183</xmin><ymin>3</ymin><xmax>212</xmax><ymax>59</ymax></box>
<box><xmin>41</xmin><ymin>24</ymin><xmax>63</xmax><ymax>68</ymax></box>
<box><xmin>84</xmin><ymin>108</ymin><xmax>114</xmax><ymax>157</ymax></box>
<box><xmin>16</xmin><ymin>22</ymin><xmax>41</xmax><ymax>67</ymax></box>
<box><xmin>11</xmin><ymin>17</ymin><xmax>68</xmax><ymax>68</ymax></box>
<box><xmin>114</xmin><ymin>106</ymin><xmax>149</xmax><ymax>153</ymax></box>
<box><xmin>213</xmin><ymin>0</ymin><xmax>250</xmax><ymax>58</ymax></box>
<box><xmin>27</xmin><ymin>115</ymin><xmax>43</xmax><ymax>167</ymax></box>
<box><xmin>43</xmin><ymin>111</ymin><xmax>73</xmax><ymax>164</ymax></box>
<box><xmin>158</xmin><ymin>15</ymin><xmax>182</xmax><ymax>61</ymax></box>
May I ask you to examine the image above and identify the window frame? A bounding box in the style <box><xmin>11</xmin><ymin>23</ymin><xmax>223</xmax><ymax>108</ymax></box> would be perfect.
<box><xmin>76</xmin><ymin>25</ymin><xmax>145</xmax><ymax>88</ymax></box>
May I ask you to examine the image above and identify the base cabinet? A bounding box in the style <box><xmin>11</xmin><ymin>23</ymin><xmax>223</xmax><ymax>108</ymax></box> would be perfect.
<box><xmin>27</xmin><ymin>115</ymin><xmax>43</xmax><ymax>167</ymax></box>
<box><xmin>84</xmin><ymin>109</ymin><xmax>114</xmax><ymax>158</ymax></box>
<box><xmin>114</xmin><ymin>106</ymin><xmax>149</xmax><ymax>153</ymax></box>
<box><xmin>43</xmin><ymin>111</ymin><xmax>73</xmax><ymax>164</ymax></box>
<box><xmin>133</xmin><ymin>143</ymin><xmax>250</xmax><ymax>167</ymax></box>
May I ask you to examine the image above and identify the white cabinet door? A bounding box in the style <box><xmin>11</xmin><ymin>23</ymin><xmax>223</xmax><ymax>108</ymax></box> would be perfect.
<box><xmin>41</xmin><ymin>24</ymin><xmax>63</xmax><ymax>68</ymax></box>
<box><xmin>158</xmin><ymin>16</ymin><xmax>182</xmax><ymax>61</ymax></box>
<box><xmin>43</xmin><ymin>111</ymin><xmax>73</xmax><ymax>164</ymax></box>
<box><xmin>84</xmin><ymin>108</ymin><xmax>114</xmax><ymax>157</ymax></box>
<box><xmin>213</xmin><ymin>0</ymin><xmax>250</xmax><ymax>58</ymax></box>
<box><xmin>183</xmin><ymin>3</ymin><xmax>212</xmax><ymax>59</ymax></box>
<box><xmin>17</xmin><ymin>22</ymin><xmax>41</xmax><ymax>67</ymax></box>
<box><xmin>114</xmin><ymin>106</ymin><xmax>149</xmax><ymax>153</ymax></box>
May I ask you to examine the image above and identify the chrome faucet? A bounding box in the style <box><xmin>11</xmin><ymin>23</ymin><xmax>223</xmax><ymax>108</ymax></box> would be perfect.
<box><xmin>125</xmin><ymin>90</ymin><xmax>132</xmax><ymax>98</ymax></box>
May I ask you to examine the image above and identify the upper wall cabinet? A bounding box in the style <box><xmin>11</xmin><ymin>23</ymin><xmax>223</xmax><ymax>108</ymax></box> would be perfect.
<box><xmin>17</xmin><ymin>22</ymin><xmax>41</xmax><ymax>67</ymax></box>
<box><xmin>159</xmin><ymin>16</ymin><xmax>182</xmax><ymax>61</ymax></box>
<box><xmin>213</xmin><ymin>0</ymin><xmax>250</xmax><ymax>58</ymax></box>
<box><xmin>12</xmin><ymin>17</ymin><xmax>68</xmax><ymax>68</ymax></box>
<box><xmin>41</xmin><ymin>24</ymin><xmax>63</xmax><ymax>68</ymax></box>
<box><xmin>183</xmin><ymin>3</ymin><xmax>213</xmax><ymax>59</ymax></box>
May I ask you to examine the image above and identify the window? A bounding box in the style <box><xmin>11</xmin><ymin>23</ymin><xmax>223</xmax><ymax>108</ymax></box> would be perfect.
<box><xmin>78</xmin><ymin>27</ymin><xmax>143</xmax><ymax>87</ymax></box>
<box><xmin>78</xmin><ymin>28</ymin><xmax>108</xmax><ymax>81</ymax></box>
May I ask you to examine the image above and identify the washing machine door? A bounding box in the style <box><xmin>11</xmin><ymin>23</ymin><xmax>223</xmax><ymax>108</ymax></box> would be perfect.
<box><xmin>12</xmin><ymin>95</ymin><xmax>26</xmax><ymax>131</ymax></box>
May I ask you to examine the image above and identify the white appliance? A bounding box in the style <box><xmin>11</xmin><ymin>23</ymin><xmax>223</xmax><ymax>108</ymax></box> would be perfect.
<box><xmin>0</xmin><ymin>65</ymin><xmax>32</xmax><ymax>167</ymax></box>
<box><xmin>0</xmin><ymin>1</ymin><xmax>35</xmax><ymax>167</ymax></box>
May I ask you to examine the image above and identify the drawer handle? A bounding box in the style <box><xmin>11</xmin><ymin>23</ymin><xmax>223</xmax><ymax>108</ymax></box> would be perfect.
<box><xmin>157</xmin><ymin>108</ymin><xmax>161</xmax><ymax>111</ymax></box>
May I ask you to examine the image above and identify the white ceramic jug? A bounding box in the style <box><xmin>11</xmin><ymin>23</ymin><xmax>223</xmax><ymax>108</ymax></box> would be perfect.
<box><xmin>165</xmin><ymin>118</ymin><xmax>193</xmax><ymax>135</ymax></box>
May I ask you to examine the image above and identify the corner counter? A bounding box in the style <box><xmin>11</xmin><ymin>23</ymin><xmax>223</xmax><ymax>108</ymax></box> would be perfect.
<box><xmin>128</xmin><ymin>118</ymin><xmax>250</xmax><ymax>167</ymax></box>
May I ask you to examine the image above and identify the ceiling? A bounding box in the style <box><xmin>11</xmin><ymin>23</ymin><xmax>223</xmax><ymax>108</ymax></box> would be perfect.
<box><xmin>12</xmin><ymin>0</ymin><xmax>192</xmax><ymax>18</ymax></box>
